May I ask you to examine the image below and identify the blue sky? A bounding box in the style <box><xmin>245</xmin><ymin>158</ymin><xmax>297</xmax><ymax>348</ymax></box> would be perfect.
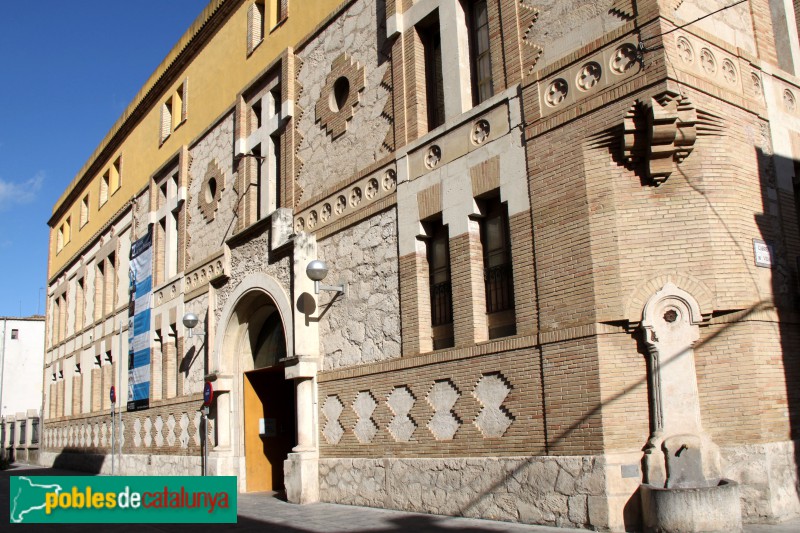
<box><xmin>0</xmin><ymin>1</ymin><xmax>208</xmax><ymax>317</ymax></box>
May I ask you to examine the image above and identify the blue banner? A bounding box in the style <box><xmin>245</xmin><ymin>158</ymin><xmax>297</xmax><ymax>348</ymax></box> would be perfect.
<box><xmin>128</xmin><ymin>225</ymin><xmax>153</xmax><ymax>411</ymax></box>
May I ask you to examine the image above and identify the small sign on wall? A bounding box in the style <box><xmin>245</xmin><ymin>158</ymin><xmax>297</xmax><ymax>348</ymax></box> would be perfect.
<box><xmin>753</xmin><ymin>239</ymin><xmax>774</xmax><ymax>268</ymax></box>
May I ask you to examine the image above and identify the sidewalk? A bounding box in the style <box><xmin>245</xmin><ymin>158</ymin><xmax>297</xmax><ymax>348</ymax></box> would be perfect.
<box><xmin>2</xmin><ymin>463</ymin><xmax>799</xmax><ymax>532</ymax></box>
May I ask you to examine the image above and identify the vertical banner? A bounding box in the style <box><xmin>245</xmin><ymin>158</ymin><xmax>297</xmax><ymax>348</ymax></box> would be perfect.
<box><xmin>128</xmin><ymin>225</ymin><xmax>153</xmax><ymax>411</ymax></box>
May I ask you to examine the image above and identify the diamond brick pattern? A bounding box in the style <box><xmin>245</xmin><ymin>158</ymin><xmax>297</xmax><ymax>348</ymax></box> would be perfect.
<box><xmin>387</xmin><ymin>386</ymin><xmax>416</xmax><ymax>442</ymax></box>
<box><xmin>193</xmin><ymin>412</ymin><xmax>202</xmax><ymax>446</ymax></box>
<box><xmin>473</xmin><ymin>373</ymin><xmax>514</xmax><ymax>438</ymax></box>
<box><xmin>167</xmin><ymin>415</ymin><xmax>176</xmax><ymax>447</ymax></box>
<box><xmin>322</xmin><ymin>395</ymin><xmax>344</xmax><ymax>445</ymax></box>
<box><xmin>180</xmin><ymin>413</ymin><xmax>190</xmax><ymax>448</ymax></box>
<box><xmin>426</xmin><ymin>380</ymin><xmax>461</xmax><ymax>440</ymax></box>
<box><xmin>144</xmin><ymin>417</ymin><xmax>152</xmax><ymax>447</ymax></box>
<box><xmin>155</xmin><ymin>416</ymin><xmax>164</xmax><ymax>447</ymax></box>
<box><xmin>352</xmin><ymin>391</ymin><xmax>378</xmax><ymax>443</ymax></box>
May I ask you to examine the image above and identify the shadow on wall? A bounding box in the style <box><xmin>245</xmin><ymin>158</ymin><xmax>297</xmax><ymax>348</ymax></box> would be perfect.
<box><xmin>437</xmin><ymin>142</ymin><xmax>800</xmax><ymax>530</ymax></box>
<box><xmin>51</xmin><ymin>448</ymin><xmax>106</xmax><ymax>475</ymax></box>
<box><xmin>756</xmin><ymin>149</ymin><xmax>800</xmax><ymax>500</ymax></box>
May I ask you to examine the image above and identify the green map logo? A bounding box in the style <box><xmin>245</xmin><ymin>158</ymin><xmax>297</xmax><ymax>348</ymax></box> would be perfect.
<box><xmin>9</xmin><ymin>476</ymin><xmax>237</xmax><ymax>523</ymax></box>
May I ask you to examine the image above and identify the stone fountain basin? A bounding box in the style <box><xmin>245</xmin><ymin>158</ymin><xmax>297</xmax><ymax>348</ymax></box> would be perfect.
<box><xmin>640</xmin><ymin>479</ymin><xmax>742</xmax><ymax>533</ymax></box>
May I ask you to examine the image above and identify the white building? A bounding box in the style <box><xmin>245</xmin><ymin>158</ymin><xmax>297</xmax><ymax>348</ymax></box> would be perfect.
<box><xmin>1</xmin><ymin>316</ymin><xmax>45</xmax><ymax>463</ymax></box>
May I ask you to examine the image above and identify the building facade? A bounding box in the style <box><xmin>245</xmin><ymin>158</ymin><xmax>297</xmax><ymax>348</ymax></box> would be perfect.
<box><xmin>1</xmin><ymin>316</ymin><xmax>45</xmax><ymax>463</ymax></box>
<box><xmin>43</xmin><ymin>0</ymin><xmax>800</xmax><ymax>530</ymax></box>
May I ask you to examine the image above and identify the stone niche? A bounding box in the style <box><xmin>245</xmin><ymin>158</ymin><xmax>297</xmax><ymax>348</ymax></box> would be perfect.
<box><xmin>639</xmin><ymin>282</ymin><xmax>742</xmax><ymax>532</ymax></box>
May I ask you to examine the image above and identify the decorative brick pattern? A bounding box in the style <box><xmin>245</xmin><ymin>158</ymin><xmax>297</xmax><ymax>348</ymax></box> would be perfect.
<box><xmin>426</xmin><ymin>380</ymin><xmax>461</xmax><ymax>441</ymax></box>
<box><xmin>315</xmin><ymin>53</ymin><xmax>366</xmax><ymax>140</ymax></box>
<box><xmin>322</xmin><ymin>395</ymin><xmax>345</xmax><ymax>445</ymax></box>
<box><xmin>386</xmin><ymin>386</ymin><xmax>416</xmax><ymax>442</ymax></box>
<box><xmin>197</xmin><ymin>160</ymin><xmax>225</xmax><ymax>222</ymax></box>
<box><xmin>352</xmin><ymin>391</ymin><xmax>379</xmax><ymax>443</ymax></box>
<box><xmin>472</xmin><ymin>372</ymin><xmax>514</xmax><ymax>438</ymax></box>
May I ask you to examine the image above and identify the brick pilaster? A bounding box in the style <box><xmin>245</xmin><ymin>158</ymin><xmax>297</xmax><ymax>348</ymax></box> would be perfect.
<box><xmin>399</xmin><ymin>252</ymin><xmax>432</xmax><ymax>355</ymax></box>
<box><xmin>449</xmin><ymin>228</ymin><xmax>488</xmax><ymax>347</ymax></box>
<box><xmin>91</xmin><ymin>367</ymin><xmax>101</xmax><ymax>412</ymax></box>
<box><xmin>151</xmin><ymin>340</ymin><xmax>163</xmax><ymax>402</ymax></box>
<box><xmin>403</xmin><ymin>27</ymin><xmax>428</xmax><ymax>139</ymax></box>
<box><xmin>163</xmin><ymin>338</ymin><xmax>177</xmax><ymax>399</ymax></box>
<box><xmin>750</xmin><ymin>0</ymin><xmax>779</xmax><ymax>66</ymax></box>
<box><xmin>509</xmin><ymin>210</ymin><xmax>537</xmax><ymax>336</ymax></box>
<box><xmin>73</xmin><ymin>375</ymin><xmax>82</xmax><ymax>415</ymax></box>
<box><xmin>102</xmin><ymin>364</ymin><xmax>113</xmax><ymax>410</ymax></box>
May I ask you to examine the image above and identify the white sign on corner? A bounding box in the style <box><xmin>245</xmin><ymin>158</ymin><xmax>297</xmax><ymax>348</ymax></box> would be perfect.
<box><xmin>753</xmin><ymin>239</ymin><xmax>774</xmax><ymax>268</ymax></box>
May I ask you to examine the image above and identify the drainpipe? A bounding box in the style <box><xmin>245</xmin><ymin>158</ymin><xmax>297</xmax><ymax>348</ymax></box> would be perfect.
<box><xmin>0</xmin><ymin>318</ymin><xmax>7</xmax><ymax>419</ymax></box>
<box><xmin>0</xmin><ymin>318</ymin><xmax>6</xmax><ymax>451</ymax></box>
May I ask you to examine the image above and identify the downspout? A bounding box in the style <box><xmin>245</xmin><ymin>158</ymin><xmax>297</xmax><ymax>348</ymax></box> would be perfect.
<box><xmin>0</xmin><ymin>318</ymin><xmax>6</xmax><ymax>418</ymax></box>
<box><xmin>0</xmin><ymin>318</ymin><xmax>6</xmax><ymax>450</ymax></box>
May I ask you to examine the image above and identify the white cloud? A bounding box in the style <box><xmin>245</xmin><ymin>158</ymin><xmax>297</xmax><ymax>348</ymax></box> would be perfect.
<box><xmin>0</xmin><ymin>172</ymin><xmax>44</xmax><ymax>209</ymax></box>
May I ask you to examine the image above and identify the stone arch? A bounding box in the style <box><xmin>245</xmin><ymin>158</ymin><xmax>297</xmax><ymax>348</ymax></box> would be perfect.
<box><xmin>625</xmin><ymin>272</ymin><xmax>714</xmax><ymax>326</ymax></box>
<box><xmin>212</xmin><ymin>272</ymin><xmax>294</xmax><ymax>375</ymax></box>
<box><xmin>209</xmin><ymin>273</ymin><xmax>293</xmax><ymax>489</ymax></box>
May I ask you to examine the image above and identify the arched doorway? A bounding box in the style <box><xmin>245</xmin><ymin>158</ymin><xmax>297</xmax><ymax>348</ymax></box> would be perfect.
<box><xmin>243</xmin><ymin>306</ymin><xmax>296</xmax><ymax>492</ymax></box>
<box><xmin>218</xmin><ymin>286</ymin><xmax>296</xmax><ymax>493</ymax></box>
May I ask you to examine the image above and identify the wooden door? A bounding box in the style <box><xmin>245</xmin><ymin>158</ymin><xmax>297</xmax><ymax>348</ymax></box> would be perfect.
<box><xmin>243</xmin><ymin>368</ymin><xmax>296</xmax><ymax>492</ymax></box>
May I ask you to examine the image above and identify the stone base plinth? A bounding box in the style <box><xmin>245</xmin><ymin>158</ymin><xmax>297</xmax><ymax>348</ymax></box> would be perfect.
<box><xmin>285</xmin><ymin>451</ymin><xmax>319</xmax><ymax>504</ymax></box>
<box><xmin>641</xmin><ymin>479</ymin><xmax>742</xmax><ymax>533</ymax></box>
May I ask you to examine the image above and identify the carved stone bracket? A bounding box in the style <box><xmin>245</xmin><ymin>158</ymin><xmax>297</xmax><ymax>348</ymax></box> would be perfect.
<box><xmin>623</xmin><ymin>92</ymin><xmax>698</xmax><ymax>185</ymax></box>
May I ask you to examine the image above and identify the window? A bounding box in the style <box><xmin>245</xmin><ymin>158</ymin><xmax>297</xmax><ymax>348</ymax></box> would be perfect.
<box><xmin>417</xmin><ymin>14</ymin><xmax>444</xmax><ymax>131</ymax></box>
<box><xmin>242</xmin><ymin>73</ymin><xmax>283</xmax><ymax>224</ymax></box>
<box><xmin>10</xmin><ymin>329</ymin><xmax>18</xmax><ymax>339</ymax></box>
<box><xmin>479</xmin><ymin>195</ymin><xmax>516</xmax><ymax>338</ymax></box>
<box><xmin>153</xmin><ymin>169</ymin><xmax>182</xmax><ymax>285</ymax></box>
<box><xmin>75</xmin><ymin>277</ymin><xmax>85</xmax><ymax>331</ymax></box>
<box><xmin>110</xmin><ymin>156</ymin><xmax>121</xmax><ymax>194</ymax></box>
<box><xmin>100</xmin><ymin>171</ymin><xmax>110</xmax><ymax>205</ymax></box>
<box><xmin>57</xmin><ymin>217</ymin><xmax>72</xmax><ymax>252</ymax></box>
<box><xmin>270</xmin><ymin>0</ymin><xmax>288</xmax><ymax>29</ymax></box>
<box><xmin>80</xmin><ymin>194</ymin><xmax>90</xmax><ymax>227</ymax></box>
<box><xmin>425</xmin><ymin>218</ymin><xmax>454</xmax><ymax>349</ymax></box>
<box><xmin>19</xmin><ymin>420</ymin><xmax>26</xmax><ymax>446</ymax></box>
<box><xmin>161</xmin><ymin>100</ymin><xmax>173</xmax><ymax>144</ymax></box>
<box><xmin>100</xmin><ymin>156</ymin><xmax>122</xmax><ymax>205</ymax></box>
<box><xmin>105</xmin><ymin>252</ymin><xmax>116</xmax><ymax>316</ymax></box>
<box><xmin>466</xmin><ymin>0</ymin><xmax>493</xmax><ymax>105</ymax></box>
<box><xmin>31</xmin><ymin>419</ymin><xmax>39</xmax><ymax>445</ymax></box>
<box><xmin>248</xmin><ymin>0</ymin><xmax>266</xmax><ymax>53</ymax></box>
<box><xmin>94</xmin><ymin>260</ymin><xmax>105</xmax><ymax>322</ymax></box>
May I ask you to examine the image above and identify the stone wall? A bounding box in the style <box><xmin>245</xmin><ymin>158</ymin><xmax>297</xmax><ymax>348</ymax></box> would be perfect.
<box><xmin>525</xmin><ymin>0</ymin><xmax>626</xmax><ymax>73</ymax></box>
<box><xmin>187</xmin><ymin>112</ymin><xmax>237</xmax><ymax>264</ymax></box>
<box><xmin>40</xmin><ymin>396</ymin><xmax>209</xmax><ymax>461</ymax></box>
<box><xmin>319</xmin><ymin>456</ymin><xmax>608</xmax><ymax>530</ymax></box>
<box><xmin>318</xmin><ymin>342</ymin><xmax>546</xmax><ymax>456</ymax></box>
<box><xmin>295</xmin><ymin>0</ymin><xmax>391</xmax><ymax>202</ymax></box>
<box><xmin>672</xmin><ymin>1</ymin><xmax>756</xmax><ymax>57</ymax></box>
<box><xmin>39</xmin><ymin>450</ymin><xmax>203</xmax><ymax>477</ymax></box>
<box><xmin>183</xmin><ymin>292</ymin><xmax>210</xmax><ymax>396</ymax></box>
<box><xmin>317</xmin><ymin>208</ymin><xmax>400</xmax><ymax>370</ymax></box>
<box><xmin>720</xmin><ymin>440</ymin><xmax>800</xmax><ymax>522</ymax></box>
<box><xmin>214</xmin><ymin>225</ymin><xmax>292</xmax><ymax>325</ymax></box>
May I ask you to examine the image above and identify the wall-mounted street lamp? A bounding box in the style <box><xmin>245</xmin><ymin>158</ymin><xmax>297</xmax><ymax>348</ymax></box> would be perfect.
<box><xmin>306</xmin><ymin>260</ymin><xmax>346</xmax><ymax>296</ymax></box>
<box><xmin>182</xmin><ymin>312</ymin><xmax>206</xmax><ymax>339</ymax></box>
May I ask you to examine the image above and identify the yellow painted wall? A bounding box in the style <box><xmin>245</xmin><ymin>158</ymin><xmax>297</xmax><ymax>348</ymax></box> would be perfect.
<box><xmin>49</xmin><ymin>0</ymin><xmax>345</xmax><ymax>278</ymax></box>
